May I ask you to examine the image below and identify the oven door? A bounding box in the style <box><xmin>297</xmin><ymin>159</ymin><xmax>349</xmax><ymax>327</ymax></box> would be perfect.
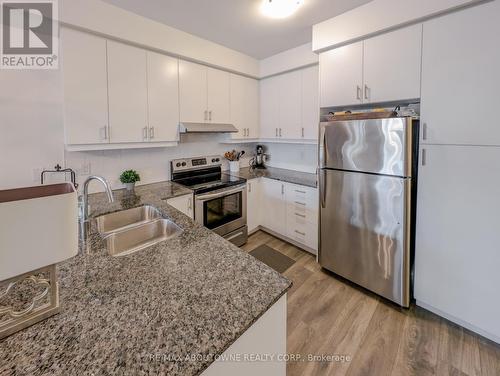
<box><xmin>195</xmin><ymin>184</ymin><xmax>247</xmax><ymax>236</ymax></box>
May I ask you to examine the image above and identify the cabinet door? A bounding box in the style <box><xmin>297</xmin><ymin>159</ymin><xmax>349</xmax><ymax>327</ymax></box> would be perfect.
<box><xmin>278</xmin><ymin>70</ymin><xmax>302</xmax><ymax>139</ymax></box>
<box><xmin>207</xmin><ymin>67</ymin><xmax>230</xmax><ymax>124</ymax></box>
<box><xmin>260</xmin><ymin>76</ymin><xmax>280</xmax><ymax>139</ymax></box>
<box><xmin>107</xmin><ymin>41</ymin><xmax>148</xmax><ymax>143</ymax></box>
<box><xmin>247</xmin><ymin>179</ymin><xmax>261</xmax><ymax>233</ymax></box>
<box><xmin>147</xmin><ymin>52</ymin><xmax>179</xmax><ymax>142</ymax></box>
<box><xmin>420</xmin><ymin>1</ymin><xmax>500</xmax><ymax>146</ymax></box>
<box><xmin>261</xmin><ymin>178</ymin><xmax>286</xmax><ymax>235</ymax></box>
<box><xmin>62</xmin><ymin>28</ymin><xmax>109</xmax><ymax>145</ymax></box>
<box><xmin>319</xmin><ymin>42</ymin><xmax>363</xmax><ymax>108</ymax></box>
<box><xmin>363</xmin><ymin>24</ymin><xmax>422</xmax><ymax>104</ymax></box>
<box><xmin>301</xmin><ymin>65</ymin><xmax>319</xmax><ymax>140</ymax></box>
<box><xmin>179</xmin><ymin>60</ymin><xmax>207</xmax><ymax>123</ymax></box>
<box><xmin>230</xmin><ymin>74</ymin><xmax>259</xmax><ymax>140</ymax></box>
<box><xmin>166</xmin><ymin>194</ymin><xmax>194</xmax><ymax>219</ymax></box>
<box><xmin>415</xmin><ymin>145</ymin><xmax>500</xmax><ymax>340</ymax></box>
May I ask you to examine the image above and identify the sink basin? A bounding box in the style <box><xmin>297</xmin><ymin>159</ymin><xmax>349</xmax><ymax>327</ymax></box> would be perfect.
<box><xmin>95</xmin><ymin>205</ymin><xmax>162</xmax><ymax>235</ymax></box>
<box><xmin>102</xmin><ymin>218</ymin><xmax>182</xmax><ymax>257</ymax></box>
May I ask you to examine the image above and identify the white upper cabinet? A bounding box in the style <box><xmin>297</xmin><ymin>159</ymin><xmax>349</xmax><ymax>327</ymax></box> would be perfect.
<box><xmin>207</xmin><ymin>67</ymin><xmax>231</xmax><ymax>124</ymax></box>
<box><xmin>363</xmin><ymin>24</ymin><xmax>422</xmax><ymax>103</ymax></box>
<box><xmin>147</xmin><ymin>52</ymin><xmax>179</xmax><ymax>142</ymax></box>
<box><xmin>320</xmin><ymin>25</ymin><xmax>422</xmax><ymax>108</ymax></box>
<box><xmin>421</xmin><ymin>1</ymin><xmax>500</xmax><ymax>146</ymax></box>
<box><xmin>107</xmin><ymin>41</ymin><xmax>148</xmax><ymax>143</ymax></box>
<box><xmin>179</xmin><ymin>60</ymin><xmax>208</xmax><ymax>123</ymax></box>
<box><xmin>278</xmin><ymin>70</ymin><xmax>302</xmax><ymax>139</ymax></box>
<box><xmin>62</xmin><ymin>28</ymin><xmax>109</xmax><ymax>145</ymax></box>
<box><xmin>301</xmin><ymin>65</ymin><xmax>320</xmax><ymax>140</ymax></box>
<box><xmin>230</xmin><ymin>74</ymin><xmax>260</xmax><ymax>140</ymax></box>
<box><xmin>260</xmin><ymin>76</ymin><xmax>280</xmax><ymax>139</ymax></box>
<box><xmin>320</xmin><ymin>42</ymin><xmax>363</xmax><ymax>108</ymax></box>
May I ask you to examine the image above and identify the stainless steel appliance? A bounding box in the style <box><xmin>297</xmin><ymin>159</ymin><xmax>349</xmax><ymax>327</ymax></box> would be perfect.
<box><xmin>171</xmin><ymin>156</ymin><xmax>247</xmax><ymax>246</ymax></box>
<box><xmin>318</xmin><ymin>113</ymin><xmax>418</xmax><ymax>307</ymax></box>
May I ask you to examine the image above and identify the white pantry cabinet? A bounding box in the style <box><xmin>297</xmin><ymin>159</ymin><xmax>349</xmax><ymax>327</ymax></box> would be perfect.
<box><xmin>420</xmin><ymin>1</ymin><xmax>500</xmax><ymax>146</ymax></box>
<box><xmin>320</xmin><ymin>25</ymin><xmax>422</xmax><ymax>107</ymax></box>
<box><xmin>415</xmin><ymin>144</ymin><xmax>500</xmax><ymax>342</ymax></box>
<box><xmin>62</xmin><ymin>28</ymin><xmax>109</xmax><ymax>145</ymax></box>
<box><xmin>179</xmin><ymin>61</ymin><xmax>231</xmax><ymax>124</ymax></box>
<box><xmin>146</xmin><ymin>52</ymin><xmax>179</xmax><ymax>142</ymax></box>
<box><xmin>260</xmin><ymin>76</ymin><xmax>280</xmax><ymax>139</ymax></box>
<box><xmin>246</xmin><ymin>178</ymin><xmax>261</xmax><ymax>233</ymax></box>
<box><xmin>277</xmin><ymin>70</ymin><xmax>302</xmax><ymax>139</ymax></box>
<box><xmin>320</xmin><ymin>42</ymin><xmax>363</xmax><ymax>108</ymax></box>
<box><xmin>260</xmin><ymin>178</ymin><xmax>287</xmax><ymax>235</ymax></box>
<box><xmin>363</xmin><ymin>24</ymin><xmax>422</xmax><ymax>104</ymax></box>
<box><xmin>106</xmin><ymin>41</ymin><xmax>148</xmax><ymax>143</ymax></box>
<box><xmin>230</xmin><ymin>74</ymin><xmax>260</xmax><ymax>140</ymax></box>
<box><xmin>166</xmin><ymin>194</ymin><xmax>194</xmax><ymax>219</ymax></box>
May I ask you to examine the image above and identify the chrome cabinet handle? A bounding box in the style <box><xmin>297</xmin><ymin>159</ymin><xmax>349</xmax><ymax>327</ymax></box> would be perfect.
<box><xmin>204</xmin><ymin>110</ymin><xmax>208</xmax><ymax>121</ymax></box>
<box><xmin>295</xmin><ymin>212</ymin><xmax>306</xmax><ymax>218</ymax></box>
<box><xmin>301</xmin><ymin>127</ymin><xmax>304</xmax><ymax>138</ymax></box>
<box><xmin>356</xmin><ymin>86</ymin><xmax>361</xmax><ymax>101</ymax></box>
<box><xmin>422</xmin><ymin>123</ymin><xmax>428</xmax><ymax>140</ymax></box>
<box><xmin>279</xmin><ymin>128</ymin><xmax>282</xmax><ymax>138</ymax></box>
<box><xmin>149</xmin><ymin>127</ymin><xmax>155</xmax><ymax>139</ymax></box>
<box><xmin>294</xmin><ymin>230</ymin><xmax>306</xmax><ymax>236</ymax></box>
<box><xmin>275</xmin><ymin>128</ymin><xmax>278</xmax><ymax>137</ymax></box>
<box><xmin>248</xmin><ymin>182</ymin><xmax>252</xmax><ymax>193</ymax></box>
<box><xmin>209</xmin><ymin>111</ymin><xmax>212</xmax><ymax>121</ymax></box>
<box><xmin>188</xmin><ymin>197</ymin><xmax>192</xmax><ymax>210</ymax></box>
<box><xmin>143</xmin><ymin>126</ymin><xmax>148</xmax><ymax>140</ymax></box>
<box><xmin>281</xmin><ymin>184</ymin><xmax>284</xmax><ymax>195</ymax></box>
<box><xmin>243</xmin><ymin>128</ymin><xmax>246</xmax><ymax>137</ymax></box>
<box><xmin>294</xmin><ymin>201</ymin><xmax>306</xmax><ymax>206</ymax></box>
<box><xmin>247</xmin><ymin>128</ymin><xmax>250</xmax><ymax>137</ymax></box>
<box><xmin>422</xmin><ymin>149</ymin><xmax>427</xmax><ymax>166</ymax></box>
<box><xmin>100</xmin><ymin>126</ymin><xmax>108</xmax><ymax>140</ymax></box>
<box><xmin>364</xmin><ymin>84</ymin><xmax>369</xmax><ymax>100</ymax></box>
<box><xmin>295</xmin><ymin>189</ymin><xmax>306</xmax><ymax>194</ymax></box>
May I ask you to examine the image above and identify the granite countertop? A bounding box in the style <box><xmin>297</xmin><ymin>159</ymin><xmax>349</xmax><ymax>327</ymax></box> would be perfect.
<box><xmin>233</xmin><ymin>166</ymin><xmax>317</xmax><ymax>188</ymax></box>
<box><xmin>1</xmin><ymin>181</ymin><xmax>291</xmax><ymax>376</ymax></box>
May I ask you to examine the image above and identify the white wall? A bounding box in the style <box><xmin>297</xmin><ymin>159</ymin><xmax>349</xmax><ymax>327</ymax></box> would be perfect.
<box><xmin>312</xmin><ymin>0</ymin><xmax>490</xmax><ymax>52</ymax></box>
<box><xmin>259</xmin><ymin>43</ymin><xmax>318</xmax><ymax>78</ymax></box>
<box><xmin>61</xmin><ymin>0</ymin><xmax>259</xmax><ymax>77</ymax></box>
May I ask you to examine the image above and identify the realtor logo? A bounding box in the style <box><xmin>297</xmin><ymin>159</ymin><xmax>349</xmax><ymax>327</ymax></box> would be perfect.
<box><xmin>1</xmin><ymin>0</ymin><xmax>58</xmax><ymax>69</ymax></box>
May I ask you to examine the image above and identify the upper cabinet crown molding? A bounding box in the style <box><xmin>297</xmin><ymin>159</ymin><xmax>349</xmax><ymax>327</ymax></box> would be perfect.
<box><xmin>312</xmin><ymin>0</ymin><xmax>489</xmax><ymax>53</ymax></box>
<box><xmin>319</xmin><ymin>24</ymin><xmax>422</xmax><ymax>108</ymax></box>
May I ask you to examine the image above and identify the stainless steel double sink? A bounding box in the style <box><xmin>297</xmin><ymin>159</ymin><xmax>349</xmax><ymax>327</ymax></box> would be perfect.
<box><xmin>94</xmin><ymin>205</ymin><xmax>182</xmax><ymax>257</ymax></box>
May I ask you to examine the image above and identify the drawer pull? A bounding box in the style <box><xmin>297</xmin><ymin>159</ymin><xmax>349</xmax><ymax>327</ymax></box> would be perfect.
<box><xmin>295</xmin><ymin>190</ymin><xmax>306</xmax><ymax>194</ymax></box>
<box><xmin>295</xmin><ymin>213</ymin><xmax>306</xmax><ymax>218</ymax></box>
<box><xmin>294</xmin><ymin>201</ymin><xmax>306</xmax><ymax>206</ymax></box>
<box><xmin>294</xmin><ymin>230</ymin><xmax>306</xmax><ymax>236</ymax></box>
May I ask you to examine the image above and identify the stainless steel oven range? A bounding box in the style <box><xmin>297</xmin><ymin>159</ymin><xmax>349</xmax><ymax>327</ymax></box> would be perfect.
<box><xmin>170</xmin><ymin>156</ymin><xmax>247</xmax><ymax>246</ymax></box>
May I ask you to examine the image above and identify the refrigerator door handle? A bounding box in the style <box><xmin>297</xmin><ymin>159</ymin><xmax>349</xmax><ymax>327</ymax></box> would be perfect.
<box><xmin>319</xmin><ymin>125</ymin><xmax>326</xmax><ymax>168</ymax></box>
<box><xmin>319</xmin><ymin>168</ymin><xmax>326</xmax><ymax>209</ymax></box>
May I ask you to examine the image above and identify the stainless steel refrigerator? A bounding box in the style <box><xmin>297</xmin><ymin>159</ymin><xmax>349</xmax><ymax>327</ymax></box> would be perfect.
<box><xmin>318</xmin><ymin>114</ymin><xmax>417</xmax><ymax>307</ymax></box>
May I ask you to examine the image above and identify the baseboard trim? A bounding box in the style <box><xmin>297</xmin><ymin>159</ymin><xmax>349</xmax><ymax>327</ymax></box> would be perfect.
<box><xmin>416</xmin><ymin>300</ymin><xmax>500</xmax><ymax>345</ymax></box>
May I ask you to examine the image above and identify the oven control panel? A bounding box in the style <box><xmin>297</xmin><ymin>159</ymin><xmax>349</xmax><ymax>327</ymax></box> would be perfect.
<box><xmin>171</xmin><ymin>155</ymin><xmax>222</xmax><ymax>172</ymax></box>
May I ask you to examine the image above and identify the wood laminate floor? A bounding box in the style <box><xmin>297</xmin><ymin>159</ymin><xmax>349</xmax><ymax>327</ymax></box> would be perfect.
<box><xmin>241</xmin><ymin>231</ymin><xmax>500</xmax><ymax>376</ymax></box>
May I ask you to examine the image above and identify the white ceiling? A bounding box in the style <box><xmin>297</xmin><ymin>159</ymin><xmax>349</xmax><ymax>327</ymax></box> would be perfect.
<box><xmin>101</xmin><ymin>0</ymin><xmax>372</xmax><ymax>59</ymax></box>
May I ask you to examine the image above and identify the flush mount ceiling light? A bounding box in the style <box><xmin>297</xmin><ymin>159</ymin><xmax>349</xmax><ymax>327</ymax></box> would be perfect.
<box><xmin>260</xmin><ymin>0</ymin><xmax>304</xmax><ymax>19</ymax></box>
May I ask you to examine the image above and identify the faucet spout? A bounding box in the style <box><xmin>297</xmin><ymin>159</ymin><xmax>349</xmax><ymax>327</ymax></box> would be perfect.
<box><xmin>80</xmin><ymin>176</ymin><xmax>114</xmax><ymax>242</ymax></box>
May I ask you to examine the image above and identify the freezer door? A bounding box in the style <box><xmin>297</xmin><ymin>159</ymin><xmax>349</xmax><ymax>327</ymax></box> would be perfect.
<box><xmin>319</xmin><ymin>169</ymin><xmax>411</xmax><ymax>306</ymax></box>
<box><xmin>319</xmin><ymin>117</ymin><xmax>413</xmax><ymax>177</ymax></box>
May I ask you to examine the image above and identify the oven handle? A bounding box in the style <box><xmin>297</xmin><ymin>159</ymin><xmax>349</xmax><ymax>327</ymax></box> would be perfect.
<box><xmin>195</xmin><ymin>184</ymin><xmax>246</xmax><ymax>201</ymax></box>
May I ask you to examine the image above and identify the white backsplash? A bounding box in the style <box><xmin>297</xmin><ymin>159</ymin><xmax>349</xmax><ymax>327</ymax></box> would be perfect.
<box><xmin>261</xmin><ymin>142</ymin><xmax>318</xmax><ymax>173</ymax></box>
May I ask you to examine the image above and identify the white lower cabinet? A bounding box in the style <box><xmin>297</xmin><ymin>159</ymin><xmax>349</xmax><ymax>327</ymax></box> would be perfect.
<box><xmin>166</xmin><ymin>194</ymin><xmax>194</xmax><ymax>219</ymax></box>
<box><xmin>254</xmin><ymin>178</ymin><xmax>318</xmax><ymax>254</ymax></box>
<box><xmin>246</xmin><ymin>179</ymin><xmax>261</xmax><ymax>234</ymax></box>
<box><xmin>415</xmin><ymin>145</ymin><xmax>500</xmax><ymax>342</ymax></box>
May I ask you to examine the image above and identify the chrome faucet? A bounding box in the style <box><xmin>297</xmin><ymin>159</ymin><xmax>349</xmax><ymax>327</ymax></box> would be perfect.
<box><xmin>80</xmin><ymin>175</ymin><xmax>114</xmax><ymax>241</ymax></box>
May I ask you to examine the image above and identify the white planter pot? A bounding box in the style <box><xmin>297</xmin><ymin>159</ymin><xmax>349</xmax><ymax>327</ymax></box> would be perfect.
<box><xmin>229</xmin><ymin>161</ymin><xmax>240</xmax><ymax>172</ymax></box>
<box><xmin>124</xmin><ymin>183</ymin><xmax>136</xmax><ymax>191</ymax></box>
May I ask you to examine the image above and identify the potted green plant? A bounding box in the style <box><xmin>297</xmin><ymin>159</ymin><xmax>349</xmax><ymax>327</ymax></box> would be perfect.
<box><xmin>119</xmin><ymin>170</ymin><xmax>140</xmax><ymax>191</ymax></box>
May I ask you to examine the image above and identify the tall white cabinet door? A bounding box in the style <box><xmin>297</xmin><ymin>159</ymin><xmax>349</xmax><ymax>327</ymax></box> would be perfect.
<box><xmin>319</xmin><ymin>42</ymin><xmax>363</xmax><ymax>108</ymax></box>
<box><xmin>147</xmin><ymin>52</ymin><xmax>179</xmax><ymax>142</ymax></box>
<box><xmin>179</xmin><ymin>60</ymin><xmax>207</xmax><ymax>123</ymax></box>
<box><xmin>107</xmin><ymin>41</ymin><xmax>148</xmax><ymax>143</ymax></box>
<box><xmin>62</xmin><ymin>28</ymin><xmax>109</xmax><ymax>145</ymax></box>
<box><xmin>261</xmin><ymin>178</ymin><xmax>286</xmax><ymax>235</ymax></box>
<box><xmin>278</xmin><ymin>70</ymin><xmax>302</xmax><ymax>139</ymax></box>
<box><xmin>301</xmin><ymin>65</ymin><xmax>319</xmax><ymax>140</ymax></box>
<box><xmin>246</xmin><ymin>179</ymin><xmax>261</xmax><ymax>233</ymax></box>
<box><xmin>230</xmin><ymin>74</ymin><xmax>259</xmax><ymax>140</ymax></box>
<box><xmin>207</xmin><ymin>67</ymin><xmax>230</xmax><ymax>124</ymax></box>
<box><xmin>363</xmin><ymin>24</ymin><xmax>422</xmax><ymax>104</ymax></box>
<box><xmin>415</xmin><ymin>145</ymin><xmax>500</xmax><ymax>341</ymax></box>
<box><xmin>260</xmin><ymin>76</ymin><xmax>280</xmax><ymax>139</ymax></box>
<box><xmin>420</xmin><ymin>1</ymin><xmax>500</xmax><ymax>146</ymax></box>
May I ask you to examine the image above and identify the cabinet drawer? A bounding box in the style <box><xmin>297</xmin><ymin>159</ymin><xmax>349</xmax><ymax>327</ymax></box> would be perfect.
<box><xmin>286</xmin><ymin>202</ymin><xmax>317</xmax><ymax>225</ymax></box>
<box><xmin>286</xmin><ymin>219</ymin><xmax>318</xmax><ymax>252</ymax></box>
<box><xmin>284</xmin><ymin>183</ymin><xmax>318</xmax><ymax>209</ymax></box>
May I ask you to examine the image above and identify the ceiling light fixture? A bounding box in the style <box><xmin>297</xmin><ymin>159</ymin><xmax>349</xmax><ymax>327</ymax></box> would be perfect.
<box><xmin>260</xmin><ymin>0</ymin><xmax>304</xmax><ymax>19</ymax></box>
